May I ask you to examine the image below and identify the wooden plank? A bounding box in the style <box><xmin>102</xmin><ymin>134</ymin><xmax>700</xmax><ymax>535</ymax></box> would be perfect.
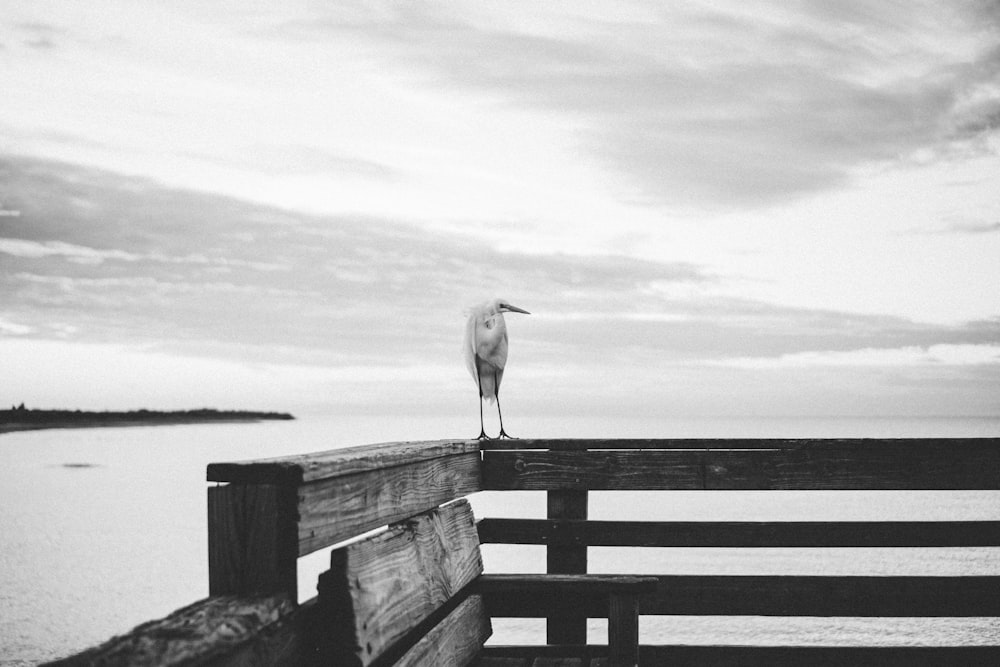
<box><xmin>208</xmin><ymin>439</ymin><xmax>481</xmax><ymax>484</ymax></box>
<box><xmin>477</xmin><ymin>518</ymin><xmax>1000</xmax><ymax>547</ymax></box>
<box><xmin>208</xmin><ymin>483</ymin><xmax>298</xmax><ymax>597</ymax></box>
<box><xmin>638</xmin><ymin>645</ymin><xmax>1000</xmax><ymax>666</ymax></box>
<box><xmin>479</xmin><ymin>647</ymin><xmax>605</xmax><ymax>662</ymax></box>
<box><xmin>316</xmin><ymin>500</ymin><xmax>483</xmax><ymax>666</ymax></box>
<box><xmin>482</xmin><ymin>447</ymin><xmax>1000</xmax><ymax>490</ymax></box>
<box><xmin>476</xmin><ymin>575</ymin><xmax>660</xmax><ymax>597</ymax></box>
<box><xmin>474</xmin><ymin>659</ymin><xmax>528</xmax><ymax>667</ymax></box>
<box><xmin>483</xmin><ymin>645</ymin><xmax>1000</xmax><ymax>667</ymax></box>
<box><xmin>393</xmin><ymin>594</ymin><xmax>492</xmax><ymax>667</ymax></box>
<box><xmin>642</xmin><ymin>575</ymin><xmax>1000</xmax><ymax>617</ymax></box>
<box><xmin>547</xmin><ymin>490</ymin><xmax>588</xmax><ymax>645</ymax></box>
<box><xmin>479</xmin><ymin>437</ymin><xmax>1000</xmax><ymax>451</ymax></box>
<box><xmin>45</xmin><ymin>594</ymin><xmax>298</xmax><ymax>666</ymax></box>
<box><xmin>299</xmin><ymin>452</ymin><xmax>482</xmax><ymax>555</ymax></box>
<box><xmin>477</xmin><ymin>575</ymin><xmax>657</xmax><ymax>622</ymax></box>
<box><xmin>480</xmin><ymin>575</ymin><xmax>1000</xmax><ymax>617</ymax></box>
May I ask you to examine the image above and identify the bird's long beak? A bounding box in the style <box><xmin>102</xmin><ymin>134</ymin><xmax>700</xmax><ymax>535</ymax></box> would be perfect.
<box><xmin>504</xmin><ymin>304</ymin><xmax>530</xmax><ymax>315</ymax></box>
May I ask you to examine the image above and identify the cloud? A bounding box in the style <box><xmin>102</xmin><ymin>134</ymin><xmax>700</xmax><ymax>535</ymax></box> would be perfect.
<box><xmin>4</xmin><ymin>155</ymin><xmax>996</xmax><ymax>382</ymax></box>
<box><xmin>0</xmin><ymin>317</ymin><xmax>33</xmax><ymax>335</ymax></box>
<box><xmin>14</xmin><ymin>21</ymin><xmax>62</xmax><ymax>50</ymax></box>
<box><xmin>0</xmin><ymin>239</ymin><xmax>141</xmax><ymax>264</ymax></box>
<box><xmin>949</xmin><ymin>221</ymin><xmax>1000</xmax><ymax>234</ymax></box>
<box><xmin>275</xmin><ymin>1</ymin><xmax>1000</xmax><ymax>209</ymax></box>
<box><xmin>713</xmin><ymin>344</ymin><xmax>1000</xmax><ymax>369</ymax></box>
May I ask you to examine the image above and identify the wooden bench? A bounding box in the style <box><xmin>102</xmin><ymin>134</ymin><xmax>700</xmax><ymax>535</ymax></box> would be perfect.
<box><xmin>50</xmin><ymin>437</ymin><xmax>1000</xmax><ymax>666</ymax></box>
<box><xmin>315</xmin><ymin>498</ymin><xmax>654</xmax><ymax>666</ymax></box>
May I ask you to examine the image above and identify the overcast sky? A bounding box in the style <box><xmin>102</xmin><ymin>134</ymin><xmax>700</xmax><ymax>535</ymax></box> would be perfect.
<box><xmin>1</xmin><ymin>1</ymin><xmax>998</xmax><ymax>421</ymax></box>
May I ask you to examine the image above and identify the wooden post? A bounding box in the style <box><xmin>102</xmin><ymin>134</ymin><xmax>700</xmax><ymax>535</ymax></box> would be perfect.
<box><xmin>546</xmin><ymin>489</ymin><xmax>588</xmax><ymax>644</ymax></box>
<box><xmin>608</xmin><ymin>593</ymin><xmax>640</xmax><ymax>667</ymax></box>
<box><xmin>208</xmin><ymin>483</ymin><xmax>299</xmax><ymax>599</ymax></box>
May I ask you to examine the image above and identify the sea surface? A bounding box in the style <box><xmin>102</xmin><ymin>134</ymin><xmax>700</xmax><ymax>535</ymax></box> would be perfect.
<box><xmin>1</xmin><ymin>414</ymin><xmax>999</xmax><ymax>664</ymax></box>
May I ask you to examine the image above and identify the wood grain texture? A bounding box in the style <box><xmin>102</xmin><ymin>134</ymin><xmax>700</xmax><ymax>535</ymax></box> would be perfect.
<box><xmin>482</xmin><ymin>446</ymin><xmax>1000</xmax><ymax>490</ymax></box>
<box><xmin>299</xmin><ymin>452</ymin><xmax>482</xmax><ymax>555</ymax></box>
<box><xmin>208</xmin><ymin>483</ymin><xmax>298</xmax><ymax>597</ymax></box>
<box><xmin>317</xmin><ymin>500</ymin><xmax>483</xmax><ymax>667</ymax></box>
<box><xmin>477</xmin><ymin>518</ymin><xmax>1000</xmax><ymax>547</ymax></box>
<box><xmin>479</xmin><ymin>437</ymin><xmax>1000</xmax><ymax>451</ymax></box>
<box><xmin>393</xmin><ymin>594</ymin><xmax>492</xmax><ymax>667</ymax></box>
<box><xmin>45</xmin><ymin>594</ymin><xmax>296</xmax><ymax>666</ymax></box>
<box><xmin>208</xmin><ymin>439</ymin><xmax>481</xmax><ymax>484</ymax></box>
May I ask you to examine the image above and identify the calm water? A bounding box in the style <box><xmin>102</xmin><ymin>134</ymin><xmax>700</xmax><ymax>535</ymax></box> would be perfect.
<box><xmin>1</xmin><ymin>415</ymin><xmax>999</xmax><ymax>664</ymax></box>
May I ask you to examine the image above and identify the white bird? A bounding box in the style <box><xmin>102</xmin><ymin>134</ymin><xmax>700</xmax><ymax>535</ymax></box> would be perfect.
<box><xmin>464</xmin><ymin>298</ymin><xmax>530</xmax><ymax>439</ymax></box>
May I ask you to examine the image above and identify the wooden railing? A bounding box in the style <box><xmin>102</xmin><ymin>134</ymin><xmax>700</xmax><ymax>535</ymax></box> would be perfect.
<box><xmin>50</xmin><ymin>437</ymin><xmax>1000</xmax><ymax>666</ymax></box>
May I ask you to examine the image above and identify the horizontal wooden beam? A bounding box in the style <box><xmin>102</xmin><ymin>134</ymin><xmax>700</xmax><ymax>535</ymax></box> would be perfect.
<box><xmin>481</xmin><ymin>575</ymin><xmax>1000</xmax><ymax>618</ymax></box>
<box><xmin>475</xmin><ymin>574</ymin><xmax>659</xmax><ymax>597</ymax></box>
<box><xmin>477</xmin><ymin>518</ymin><xmax>1000</xmax><ymax>547</ymax></box>
<box><xmin>481</xmin><ymin>446</ymin><xmax>1000</xmax><ymax>490</ymax></box>
<box><xmin>479</xmin><ymin>644</ymin><xmax>1000</xmax><ymax>667</ymax></box>
<box><xmin>298</xmin><ymin>452</ymin><xmax>481</xmax><ymax>555</ymax></box>
<box><xmin>208</xmin><ymin>439</ymin><xmax>480</xmax><ymax>484</ymax></box>
<box><xmin>479</xmin><ymin>437</ymin><xmax>1000</xmax><ymax>452</ymax></box>
<box><xmin>643</xmin><ymin>575</ymin><xmax>1000</xmax><ymax>616</ymax></box>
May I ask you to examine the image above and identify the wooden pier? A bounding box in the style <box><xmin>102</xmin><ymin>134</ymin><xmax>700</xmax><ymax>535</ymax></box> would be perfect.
<box><xmin>52</xmin><ymin>438</ymin><xmax>1000</xmax><ymax>666</ymax></box>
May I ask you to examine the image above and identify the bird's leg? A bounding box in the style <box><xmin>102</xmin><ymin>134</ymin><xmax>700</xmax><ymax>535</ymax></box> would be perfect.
<box><xmin>476</xmin><ymin>374</ymin><xmax>490</xmax><ymax>440</ymax></box>
<box><xmin>496</xmin><ymin>380</ymin><xmax>515</xmax><ymax>439</ymax></box>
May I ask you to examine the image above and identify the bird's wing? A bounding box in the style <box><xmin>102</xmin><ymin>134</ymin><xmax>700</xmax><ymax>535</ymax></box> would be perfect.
<box><xmin>464</xmin><ymin>313</ymin><xmax>479</xmax><ymax>382</ymax></box>
<box><xmin>477</xmin><ymin>322</ymin><xmax>508</xmax><ymax>370</ymax></box>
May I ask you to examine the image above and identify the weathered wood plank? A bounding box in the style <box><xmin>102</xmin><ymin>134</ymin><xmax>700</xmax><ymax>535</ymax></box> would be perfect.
<box><xmin>638</xmin><ymin>645</ymin><xmax>1000</xmax><ymax>666</ymax></box>
<box><xmin>482</xmin><ymin>645</ymin><xmax>1000</xmax><ymax>667</ymax></box>
<box><xmin>208</xmin><ymin>483</ymin><xmax>298</xmax><ymax>597</ymax></box>
<box><xmin>45</xmin><ymin>594</ymin><xmax>298</xmax><ymax>666</ymax></box>
<box><xmin>479</xmin><ymin>437</ymin><xmax>1000</xmax><ymax>451</ymax></box>
<box><xmin>547</xmin><ymin>490</ymin><xmax>588</xmax><ymax>645</ymax></box>
<box><xmin>299</xmin><ymin>452</ymin><xmax>482</xmax><ymax>555</ymax></box>
<box><xmin>483</xmin><ymin>575</ymin><xmax>1000</xmax><ymax>617</ymax></box>
<box><xmin>482</xmin><ymin>447</ymin><xmax>1000</xmax><ymax>490</ymax></box>
<box><xmin>317</xmin><ymin>500</ymin><xmax>483</xmax><ymax>666</ymax></box>
<box><xmin>208</xmin><ymin>439</ymin><xmax>481</xmax><ymax>484</ymax></box>
<box><xmin>478</xmin><ymin>518</ymin><xmax>1000</xmax><ymax>547</ymax></box>
<box><xmin>393</xmin><ymin>594</ymin><xmax>492</xmax><ymax>667</ymax></box>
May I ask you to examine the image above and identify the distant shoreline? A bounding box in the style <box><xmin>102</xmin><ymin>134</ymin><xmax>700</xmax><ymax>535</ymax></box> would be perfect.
<box><xmin>0</xmin><ymin>408</ymin><xmax>295</xmax><ymax>435</ymax></box>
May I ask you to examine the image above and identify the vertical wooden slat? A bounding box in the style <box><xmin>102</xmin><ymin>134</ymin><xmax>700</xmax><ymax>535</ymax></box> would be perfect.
<box><xmin>208</xmin><ymin>483</ymin><xmax>298</xmax><ymax>598</ymax></box>
<box><xmin>607</xmin><ymin>594</ymin><xmax>639</xmax><ymax>667</ymax></box>
<box><xmin>546</xmin><ymin>489</ymin><xmax>588</xmax><ymax>644</ymax></box>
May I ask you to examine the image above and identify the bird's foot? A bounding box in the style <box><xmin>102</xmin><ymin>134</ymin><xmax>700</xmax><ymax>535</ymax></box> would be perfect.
<box><xmin>476</xmin><ymin>429</ymin><xmax>490</xmax><ymax>441</ymax></box>
<box><xmin>498</xmin><ymin>429</ymin><xmax>517</xmax><ymax>439</ymax></box>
